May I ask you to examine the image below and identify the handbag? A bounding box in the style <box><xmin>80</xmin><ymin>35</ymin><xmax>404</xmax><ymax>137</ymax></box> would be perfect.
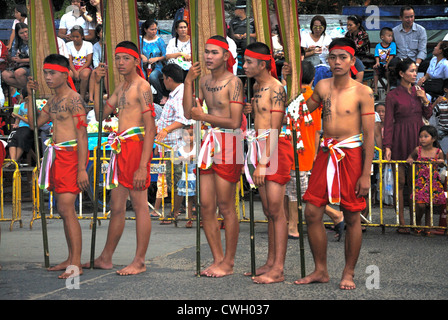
<box><xmin>422</xmin><ymin>78</ymin><xmax>444</xmax><ymax>97</ymax></box>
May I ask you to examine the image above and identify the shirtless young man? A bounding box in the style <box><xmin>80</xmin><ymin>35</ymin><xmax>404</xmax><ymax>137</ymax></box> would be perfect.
<box><xmin>88</xmin><ymin>41</ymin><xmax>156</xmax><ymax>275</ymax></box>
<box><xmin>294</xmin><ymin>38</ymin><xmax>375</xmax><ymax>290</ymax></box>
<box><xmin>242</xmin><ymin>42</ymin><xmax>293</xmax><ymax>284</ymax></box>
<box><xmin>183</xmin><ymin>35</ymin><xmax>244</xmax><ymax>277</ymax></box>
<box><xmin>27</xmin><ymin>54</ymin><xmax>89</xmax><ymax>279</ymax></box>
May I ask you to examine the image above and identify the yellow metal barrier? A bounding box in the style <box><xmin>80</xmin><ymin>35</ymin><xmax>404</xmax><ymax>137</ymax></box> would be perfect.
<box><xmin>1</xmin><ymin>159</ymin><xmax>22</xmax><ymax>230</ymax></box>
<box><xmin>29</xmin><ymin>140</ymin><xmax>178</xmax><ymax>226</ymax></box>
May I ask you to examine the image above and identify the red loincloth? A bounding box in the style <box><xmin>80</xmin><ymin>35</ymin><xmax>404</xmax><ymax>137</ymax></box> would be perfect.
<box><xmin>303</xmin><ymin>144</ymin><xmax>366</xmax><ymax>212</ymax></box>
<box><xmin>116</xmin><ymin>139</ymin><xmax>152</xmax><ymax>190</ymax></box>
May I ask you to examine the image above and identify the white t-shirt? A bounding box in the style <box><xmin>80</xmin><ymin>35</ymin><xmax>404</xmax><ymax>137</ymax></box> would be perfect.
<box><xmin>300</xmin><ymin>32</ymin><xmax>332</xmax><ymax>65</ymax></box>
<box><xmin>59</xmin><ymin>11</ymin><xmax>94</xmax><ymax>35</ymax></box>
<box><xmin>66</xmin><ymin>41</ymin><xmax>93</xmax><ymax>67</ymax></box>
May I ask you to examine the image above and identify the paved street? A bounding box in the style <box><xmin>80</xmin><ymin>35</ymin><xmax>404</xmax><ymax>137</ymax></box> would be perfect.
<box><xmin>0</xmin><ymin>198</ymin><xmax>447</xmax><ymax>310</ymax></box>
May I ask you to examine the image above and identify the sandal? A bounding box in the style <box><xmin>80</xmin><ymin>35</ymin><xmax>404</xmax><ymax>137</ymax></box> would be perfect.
<box><xmin>412</xmin><ymin>228</ymin><xmax>422</xmax><ymax>236</ymax></box>
<box><xmin>185</xmin><ymin>220</ymin><xmax>193</xmax><ymax>228</ymax></box>
<box><xmin>396</xmin><ymin>227</ymin><xmax>410</xmax><ymax>234</ymax></box>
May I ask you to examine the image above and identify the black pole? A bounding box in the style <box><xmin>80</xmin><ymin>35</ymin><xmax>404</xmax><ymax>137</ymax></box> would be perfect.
<box><xmin>292</xmin><ymin>127</ymin><xmax>305</xmax><ymax>277</ymax></box>
<box><xmin>90</xmin><ymin>0</ymin><xmax>107</xmax><ymax>269</ymax></box>
<box><xmin>27</xmin><ymin>0</ymin><xmax>49</xmax><ymax>268</ymax></box>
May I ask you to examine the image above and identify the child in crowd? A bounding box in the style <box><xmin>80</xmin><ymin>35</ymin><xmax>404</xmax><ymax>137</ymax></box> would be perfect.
<box><xmin>406</xmin><ymin>125</ymin><xmax>446</xmax><ymax>236</ymax></box>
<box><xmin>176</xmin><ymin>125</ymin><xmax>196</xmax><ymax>228</ymax></box>
<box><xmin>7</xmin><ymin>99</ymin><xmax>33</xmax><ymax>167</ymax></box>
<box><xmin>66</xmin><ymin>25</ymin><xmax>93</xmax><ymax>102</ymax></box>
<box><xmin>373</xmin><ymin>27</ymin><xmax>396</xmax><ymax>98</ymax></box>
<box><xmin>432</xmin><ymin>79</ymin><xmax>448</xmax><ymax>142</ymax></box>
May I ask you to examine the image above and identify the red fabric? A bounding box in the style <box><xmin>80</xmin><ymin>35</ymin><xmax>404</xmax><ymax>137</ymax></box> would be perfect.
<box><xmin>43</xmin><ymin>63</ymin><xmax>77</xmax><ymax>91</ymax></box>
<box><xmin>244</xmin><ymin>49</ymin><xmax>278</xmax><ymax>79</ymax></box>
<box><xmin>0</xmin><ymin>141</ymin><xmax>5</xmax><ymax>168</ymax></box>
<box><xmin>260</xmin><ymin>136</ymin><xmax>293</xmax><ymax>185</ymax></box>
<box><xmin>303</xmin><ymin>144</ymin><xmax>366</xmax><ymax>212</ymax></box>
<box><xmin>205</xmin><ymin>38</ymin><xmax>236</xmax><ymax>73</ymax></box>
<box><xmin>200</xmin><ymin>131</ymin><xmax>244</xmax><ymax>183</ymax></box>
<box><xmin>116</xmin><ymin>139</ymin><xmax>152</xmax><ymax>190</ymax></box>
<box><xmin>49</xmin><ymin>149</ymin><xmax>83</xmax><ymax>194</ymax></box>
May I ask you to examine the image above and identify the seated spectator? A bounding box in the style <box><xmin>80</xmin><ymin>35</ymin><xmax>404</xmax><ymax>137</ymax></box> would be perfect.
<box><xmin>57</xmin><ymin>37</ymin><xmax>70</xmax><ymax>59</ymax></box>
<box><xmin>166</xmin><ymin>20</ymin><xmax>191</xmax><ymax>77</ymax></box>
<box><xmin>88</xmin><ymin>24</ymin><xmax>104</xmax><ymax>103</ymax></box>
<box><xmin>140</xmin><ymin>19</ymin><xmax>168</xmax><ymax>105</ymax></box>
<box><xmin>301</xmin><ymin>15</ymin><xmax>332</xmax><ymax>67</ymax></box>
<box><xmin>6</xmin><ymin>100</ymin><xmax>33</xmax><ymax>167</ymax></box>
<box><xmin>57</xmin><ymin>0</ymin><xmax>95</xmax><ymax>42</ymax></box>
<box><xmin>82</xmin><ymin>0</ymin><xmax>102</xmax><ymax>26</ymax></box>
<box><xmin>418</xmin><ymin>41</ymin><xmax>448</xmax><ymax>99</ymax></box>
<box><xmin>373</xmin><ymin>27</ymin><xmax>396</xmax><ymax>97</ymax></box>
<box><xmin>7</xmin><ymin>4</ymin><xmax>27</xmax><ymax>51</ymax></box>
<box><xmin>392</xmin><ymin>6</ymin><xmax>427</xmax><ymax>68</ymax></box>
<box><xmin>66</xmin><ymin>25</ymin><xmax>93</xmax><ymax>102</ymax></box>
<box><xmin>2</xmin><ymin>23</ymin><xmax>29</xmax><ymax>92</ymax></box>
<box><xmin>229</xmin><ymin>0</ymin><xmax>256</xmax><ymax>75</ymax></box>
<box><xmin>345</xmin><ymin>15</ymin><xmax>373</xmax><ymax>67</ymax></box>
<box><xmin>432</xmin><ymin>79</ymin><xmax>448</xmax><ymax>144</ymax></box>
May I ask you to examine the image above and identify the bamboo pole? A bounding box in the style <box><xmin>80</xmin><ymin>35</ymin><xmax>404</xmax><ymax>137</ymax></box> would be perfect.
<box><xmin>246</xmin><ymin>0</ymin><xmax>257</xmax><ymax>278</ymax></box>
<box><xmin>90</xmin><ymin>0</ymin><xmax>108</xmax><ymax>268</ymax></box>
<box><xmin>292</xmin><ymin>128</ymin><xmax>305</xmax><ymax>278</ymax></box>
<box><xmin>190</xmin><ymin>0</ymin><xmax>202</xmax><ymax>277</ymax></box>
<box><xmin>27</xmin><ymin>0</ymin><xmax>49</xmax><ymax>268</ymax></box>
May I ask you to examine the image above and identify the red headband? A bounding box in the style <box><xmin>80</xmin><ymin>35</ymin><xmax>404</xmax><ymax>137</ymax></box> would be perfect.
<box><xmin>329</xmin><ymin>45</ymin><xmax>358</xmax><ymax>75</ymax></box>
<box><xmin>244</xmin><ymin>49</ymin><xmax>278</xmax><ymax>79</ymax></box>
<box><xmin>43</xmin><ymin>63</ymin><xmax>77</xmax><ymax>91</ymax></box>
<box><xmin>205</xmin><ymin>38</ymin><xmax>236</xmax><ymax>73</ymax></box>
<box><xmin>115</xmin><ymin>47</ymin><xmax>145</xmax><ymax>79</ymax></box>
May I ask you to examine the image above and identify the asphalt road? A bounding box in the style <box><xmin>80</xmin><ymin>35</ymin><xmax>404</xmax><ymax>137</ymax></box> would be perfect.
<box><xmin>0</xmin><ymin>199</ymin><xmax>447</xmax><ymax>312</ymax></box>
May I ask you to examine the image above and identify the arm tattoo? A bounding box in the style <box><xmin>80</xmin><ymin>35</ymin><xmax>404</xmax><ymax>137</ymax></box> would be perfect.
<box><xmin>272</xmin><ymin>88</ymin><xmax>286</xmax><ymax>108</ymax></box>
<box><xmin>69</xmin><ymin>96</ymin><xmax>86</xmax><ymax>114</ymax></box>
<box><xmin>322</xmin><ymin>94</ymin><xmax>332</xmax><ymax>122</ymax></box>
<box><xmin>232</xmin><ymin>79</ymin><xmax>242</xmax><ymax>101</ymax></box>
<box><xmin>143</xmin><ymin>90</ymin><xmax>153</xmax><ymax>106</ymax></box>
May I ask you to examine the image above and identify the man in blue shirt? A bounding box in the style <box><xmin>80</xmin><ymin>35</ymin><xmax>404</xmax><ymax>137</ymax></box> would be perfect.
<box><xmin>392</xmin><ymin>5</ymin><xmax>427</xmax><ymax>68</ymax></box>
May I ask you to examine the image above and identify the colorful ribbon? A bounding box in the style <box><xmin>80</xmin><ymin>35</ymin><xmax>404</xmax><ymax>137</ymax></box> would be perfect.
<box><xmin>106</xmin><ymin>127</ymin><xmax>145</xmax><ymax>189</ymax></box>
<box><xmin>38</xmin><ymin>139</ymin><xmax>78</xmax><ymax>190</ymax></box>
<box><xmin>244</xmin><ymin>129</ymin><xmax>271</xmax><ymax>189</ymax></box>
<box><xmin>197</xmin><ymin>127</ymin><xmax>222</xmax><ymax>170</ymax></box>
<box><xmin>321</xmin><ymin>133</ymin><xmax>363</xmax><ymax>204</ymax></box>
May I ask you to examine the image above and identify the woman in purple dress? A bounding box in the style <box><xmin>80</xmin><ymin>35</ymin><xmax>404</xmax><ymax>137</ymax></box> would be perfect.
<box><xmin>383</xmin><ymin>58</ymin><xmax>433</xmax><ymax>233</ymax></box>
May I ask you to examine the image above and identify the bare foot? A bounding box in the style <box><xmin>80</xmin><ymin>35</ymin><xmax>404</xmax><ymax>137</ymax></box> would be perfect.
<box><xmin>116</xmin><ymin>262</ymin><xmax>146</xmax><ymax>276</ymax></box>
<box><xmin>203</xmin><ymin>262</ymin><xmax>234</xmax><ymax>278</ymax></box>
<box><xmin>82</xmin><ymin>256</ymin><xmax>113</xmax><ymax>270</ymax></box>
<box><xmin>58</xmin><ymin>266</ymin><xmax>83</xmax><ymax>279</ymax></box>
<box><xmin>252</xmin><ymin>269</ymin><xmax>284</xmax><ymax>284</ymax></box>
<box><xmin>294</xmin><ymin>270</ymin><xmax>329</xmax><ymax>285</ymax></box>
<box><xmin>243</xmin><ymin>264</ymin><xmax>272</xmax><ymax>277</ymax></box>
<box><xmin>200</xmin><ymin>262</ymin><xmax>220</xmax><ymax>276</ymax></box>
<box><xmin>339</xmin><ymin>273</ymin><xmax>356</xmax><ymax>290</ymax></box>
<box><xmin>48</xmin><ymin>260</ymin><xmax>70</xmax><ymax>272</ymax></box>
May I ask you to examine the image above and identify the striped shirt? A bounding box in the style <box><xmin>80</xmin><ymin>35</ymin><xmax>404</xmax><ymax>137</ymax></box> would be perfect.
<box><xmin>434</xmin><ymin>100</ymin><xmax>448</xmax><ymax>131</ymax></box>
<box><xmin>156</xmin><ymin>83</ymin><xmax>194</xmax><ymax>152</ymax></box>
